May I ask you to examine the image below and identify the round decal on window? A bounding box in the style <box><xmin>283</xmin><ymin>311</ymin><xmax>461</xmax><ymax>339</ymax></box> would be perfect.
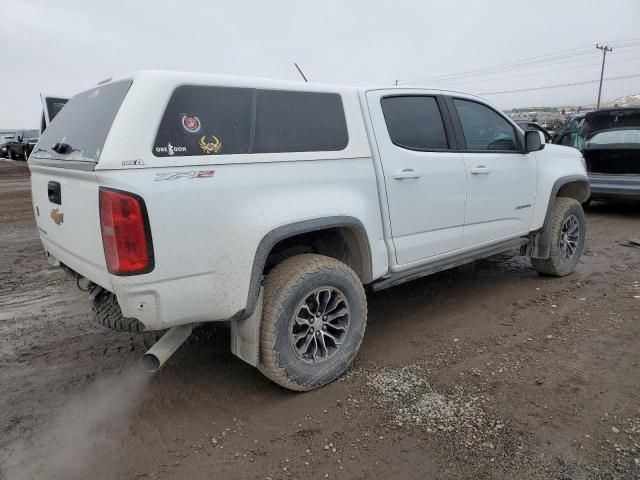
<box><xmin>181</xmin><ymin>115</ymin><xmax>201</xmax><ymax>133</ymax></box>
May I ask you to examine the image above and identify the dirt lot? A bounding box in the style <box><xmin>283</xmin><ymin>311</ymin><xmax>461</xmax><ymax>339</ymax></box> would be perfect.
<box><xmin>1</xmin><ymin>159</ymin><xmax>639</xmax><ymax>480</ymax></box>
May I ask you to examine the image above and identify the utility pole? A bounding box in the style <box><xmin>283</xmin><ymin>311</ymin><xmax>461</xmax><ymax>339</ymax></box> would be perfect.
<box><xmin>595</xmin><ymin>44</ymin><xmax>612</xmax><ymax>110</ymax></box>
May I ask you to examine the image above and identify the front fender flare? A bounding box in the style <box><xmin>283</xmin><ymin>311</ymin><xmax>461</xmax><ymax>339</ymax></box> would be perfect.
<box><xmin>528</xmin><ymin>175</ymin><xmax>590</xmax><ymax>259</ymax></box>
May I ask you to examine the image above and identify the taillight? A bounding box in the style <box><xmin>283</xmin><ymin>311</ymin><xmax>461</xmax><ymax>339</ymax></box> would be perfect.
<box><xmin>99</xmin><ymin>188</ymin><xmax>154</xmax><ymax>275</ymax></box>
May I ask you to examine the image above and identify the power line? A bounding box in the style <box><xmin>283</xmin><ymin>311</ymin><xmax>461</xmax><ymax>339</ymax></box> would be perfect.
<box><xmin>420</xmin><ymin>44</ymin><xmax>640</xmax><ymax>86</ymax></box>
<box><xmin>426</xmin><ymin>53</ymin><xmax>602</xmax><ymax>85</ymax></box>
<box><xmin>477</xmin><ymin>72</ymin><xmax>640</xmax><ymax>96</ymax></box>
<box><xmin>423</xmin><ymin>45</ymin><xmax>640</xmax><ymax>84</ymax></box>
<box><xmin>397</xmin><ymin>45</ymin><xmax>597</xmax><ymax>84</ymax></box>
<box><xmin>425</xmin><ymin>52</ymin><xmax>599</xmax><ymax>84</ymax></box>
<box><xmin>396</xmin><ymin>38</ymin><xmax>640</xmax><ymax>86</ymax></box>
<box><xmin>400</xmin><ymin>49</ymin><xmax>596</xmax><ymax>85</ymax></box>
<box><xmin>433</xmin><ymin>53</ymin><xmax>640</xmax><ymax>88</ymax></box>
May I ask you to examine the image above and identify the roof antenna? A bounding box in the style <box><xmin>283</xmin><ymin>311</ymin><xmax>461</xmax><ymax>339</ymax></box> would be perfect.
<box><xmin>294</xmin><ymin>63</ymin><xmax>308</xmax><ymax>82</ymax></box>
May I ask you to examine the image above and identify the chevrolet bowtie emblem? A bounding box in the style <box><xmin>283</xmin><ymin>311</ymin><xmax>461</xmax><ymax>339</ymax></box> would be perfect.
<box><xmin>50</xmin><ymin>208</ymin><xmax>64</xmax><ymax>225</ymax></box>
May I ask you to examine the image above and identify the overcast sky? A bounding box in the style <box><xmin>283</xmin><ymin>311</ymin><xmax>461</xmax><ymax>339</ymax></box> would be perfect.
<box><xmin>2</xmin><ymin>0</ymin><xmax>639</xmax><ymax>128</ymax></box>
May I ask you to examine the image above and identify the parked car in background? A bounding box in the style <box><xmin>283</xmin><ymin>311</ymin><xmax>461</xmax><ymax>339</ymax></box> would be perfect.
<box><xmin>0</xmin><ymin>134</ymin><xmax>15</xmax><ymax>158</ymax></box>
<box><xmin>553</xmin><ymin>108</ymin><xmax>640</xmax><ymax>201</ymax></box>
<box><xmin>517</xmin><ymin>121</ymin><xmax>552</xmax><ymax>143</ymax></box>
<box><xmin>3</xmin><ymin>130</ymin><xmax>40</xmax><ymax>160</ymax></box>
<box><xmin>552</xmin><ymin>113</ymin><xmax>586</xmax><ymax>145</ymax></box>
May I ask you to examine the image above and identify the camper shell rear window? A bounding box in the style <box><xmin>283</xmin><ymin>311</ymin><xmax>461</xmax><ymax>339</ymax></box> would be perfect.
<box><xmin>32</xmin><ymin>80</ymin><xmax>132</xmax><ymax>163</ymax></box>
<box><xmin>153</xmin><ymin>86</ymin><xmax>349</xmax><ymax>157</ymax></box>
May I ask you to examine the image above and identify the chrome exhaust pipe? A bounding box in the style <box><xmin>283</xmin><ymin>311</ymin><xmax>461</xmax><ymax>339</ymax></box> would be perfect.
<box><xmin>142</xmin><ymin>324</ymin><xmax>193</xmax><ymax>372</ymax></box>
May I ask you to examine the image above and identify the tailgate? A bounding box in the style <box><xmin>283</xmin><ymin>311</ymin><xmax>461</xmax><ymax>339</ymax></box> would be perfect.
<box><xmin>28</xmin><ymin>79</ymin><xmax>133</xmax><ymax>291</ymax></box>
<box><xmin>30</xmin><ymin>165</ymin><xmax>112</xmax><ymax>290</ymax></box>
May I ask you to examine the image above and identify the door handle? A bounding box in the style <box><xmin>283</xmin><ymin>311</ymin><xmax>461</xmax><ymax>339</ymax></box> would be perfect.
<box><xmin>470</xmin><ymin>165</ymin><xmax>491</xmax><ymax>175</ymax></box>
<box><xmin>48</xmin><ymin>181</ymin><xmax>62</xmax><ymax>205</ymax></box>
<box><xmin>393</xmin><ymin>169</ymin><xmax>421</xmax><ymax>180</ymax></box>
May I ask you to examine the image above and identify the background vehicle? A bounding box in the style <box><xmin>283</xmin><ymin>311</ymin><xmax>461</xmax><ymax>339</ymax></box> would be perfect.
<box><xmin>3</xmin><ymin>130</ymin><xmax>39</xmax><ymax>160</ymax></box>
<box><xmin>552</xmin><ymin>113</ymin><xmax>586</xmax><ymax>145</ymax></box>
<box><xmin>517</xmin><ymin>121</ymin><xmax>552</xmax><ymax>143</ymax></box>
<box><xmin>29</xmin><ymin>71</ymin><xmax>589</xmax><ymax>391</ymax></box>
<box><xmin>0</xmin><ymin>134</ymin><xmax>14</xmax><ymax>158</ymax></box>
<box><xmin>553</xmin><ymin>108</ymin><xmax>640</xmax><ymax>200</ymax></box>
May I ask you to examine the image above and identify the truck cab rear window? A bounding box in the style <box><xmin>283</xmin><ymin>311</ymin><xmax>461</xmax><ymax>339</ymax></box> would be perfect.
<box><xmin>153</xmin><ymin>87</ymin><xmax>348</xmax><ymax>157</ymax></box>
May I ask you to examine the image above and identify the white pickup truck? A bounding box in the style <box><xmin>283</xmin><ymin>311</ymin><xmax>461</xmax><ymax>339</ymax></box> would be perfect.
<box><xmin>30</xmin><ymin>71</ymin><xmax>589</xmax><ymax>391</ymax></box>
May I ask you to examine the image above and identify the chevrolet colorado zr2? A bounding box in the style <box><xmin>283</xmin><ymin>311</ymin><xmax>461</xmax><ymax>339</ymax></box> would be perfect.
<box><xmin>29</xmin><ymin>71</ymin><xmax>589</xmax><ymax>391</ymax></box>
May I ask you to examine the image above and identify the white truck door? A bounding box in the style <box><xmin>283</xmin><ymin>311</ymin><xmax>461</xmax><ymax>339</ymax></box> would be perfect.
<box><xmin>367</xmin><ymin>91</ymin><xmax>467</xmax><ymax>265</ymax></box>
<box><xmin>40</xmin><ymin>94</ymin><xmax>69</xmax><ymax>133</ymax></box>
<box><xmin>447</xmin><ymin>97</ymin><xmax>537</xmax><ymax>247</ymax></box>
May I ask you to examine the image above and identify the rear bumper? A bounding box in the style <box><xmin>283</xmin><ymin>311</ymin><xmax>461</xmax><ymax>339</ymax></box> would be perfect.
<box><xmin>46</xmin><ymin>246</ymin><xmax>240</xmax><ymax>331</ymax></box>
<box><xmin>112</xmin><ymin>271</ymin><xmax>236</xmax><ymax>331</ymax></box>
<box><xmin>43</xmin><ymin>233</ymin><xmax>248</xmax><ymax>331</ymax></box>
<box><xmin>588</xmin><ymin>173</ymin><xmax>640</xmax><ymax>200</ymax></box>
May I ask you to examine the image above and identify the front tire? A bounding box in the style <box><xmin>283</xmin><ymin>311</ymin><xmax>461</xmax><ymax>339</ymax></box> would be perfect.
<box><xmin>259</xmin><ymin>254</ymin><xmax>367</xmax><ymax>391</ymax></box>
<box><xmin>531</xmin><ymin>197</ymin><xmax>586</xmax><ymax>276</ymax></box>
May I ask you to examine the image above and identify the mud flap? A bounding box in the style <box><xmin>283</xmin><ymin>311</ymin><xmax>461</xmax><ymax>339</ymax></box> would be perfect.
<box><xmin>231</xmin><ymin>288</ymin><xmax>263</xmax><ymax>367</ymax></box>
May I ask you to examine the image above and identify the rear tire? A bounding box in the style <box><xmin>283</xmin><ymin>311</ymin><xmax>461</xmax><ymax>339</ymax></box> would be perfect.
<box><xmin>259</xmin><ymin>254</ymin><xmax>367</xmax><ymax>391</ymax></box>
<box><xmin>531</xmin><ymin>197</ymin><xmax>586</xmax><ymax>276</ymax></box>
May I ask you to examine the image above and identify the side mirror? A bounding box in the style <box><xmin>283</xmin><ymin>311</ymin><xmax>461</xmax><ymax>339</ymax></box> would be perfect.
<box><xmin>524</xmin><ymin>130</ymin><xmax>544</xmax><ymax>153</ymax></box>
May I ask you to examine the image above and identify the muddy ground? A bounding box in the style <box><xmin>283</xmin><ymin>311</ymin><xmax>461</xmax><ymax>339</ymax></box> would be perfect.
<box><xmin>0</xmin><ymin>159</ymin><xmax>639</xmax><ymax>480</ymax></box>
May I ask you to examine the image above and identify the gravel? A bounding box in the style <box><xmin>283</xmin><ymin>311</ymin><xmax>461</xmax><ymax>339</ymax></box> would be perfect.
<box><xmin>363</xmin><ymin>365</ymin><xmax>507</xmax><ymax>449</ymax></box>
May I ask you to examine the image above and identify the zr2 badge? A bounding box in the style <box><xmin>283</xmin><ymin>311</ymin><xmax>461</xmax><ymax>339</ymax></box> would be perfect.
<box><xmin>155</xmin><ymin>170</ymin><xmax>215</xmax><ymax>181</ymax></box>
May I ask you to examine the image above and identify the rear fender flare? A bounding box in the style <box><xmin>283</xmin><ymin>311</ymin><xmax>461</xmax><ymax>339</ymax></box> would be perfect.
<box><xmin>237</xmin><ymin>216</ymin><xmax>371</xmax><ymax>320</ymax></box>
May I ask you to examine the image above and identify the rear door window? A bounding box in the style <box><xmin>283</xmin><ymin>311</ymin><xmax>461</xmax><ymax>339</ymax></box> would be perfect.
<box><xmin>381</xmin><ymin>96</ymin><xmax>449</xmax><ymax>150</ymax></box>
